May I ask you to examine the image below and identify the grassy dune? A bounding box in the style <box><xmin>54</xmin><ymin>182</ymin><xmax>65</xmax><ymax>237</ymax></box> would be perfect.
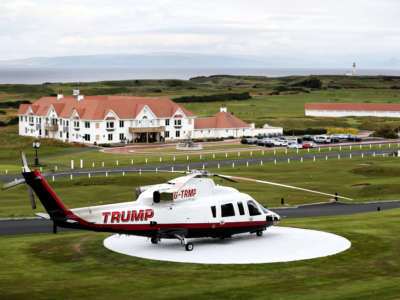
<box><xmin>0</xmin><ymin>208</ymin><xmax>399</xmax><ymax>299</ymax></box>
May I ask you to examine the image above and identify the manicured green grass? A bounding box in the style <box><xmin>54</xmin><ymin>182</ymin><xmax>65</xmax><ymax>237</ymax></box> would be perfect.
<box><xmin>33</xmin><ymin>142</ymin><xmax>396</xmax><ymax>174</ymax></box>
<box><xmin>2</xmin><ymin>156</ymin><xmax>400</xmax><ymax>218</ymax></box>
<box><xmin>0</xmin><ymin>208</ymin><xmax>399</xmax><ymax>299</ymax></box>
<box><xmin>0</xmin><ymin>125</ymin><xmax>81</xmax><ymax>161</ymax></box>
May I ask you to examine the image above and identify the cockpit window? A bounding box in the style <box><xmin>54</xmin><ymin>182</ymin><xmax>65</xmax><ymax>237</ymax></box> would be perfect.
<box><xmin>211</xmin><ymin>206</ymin><xmax>216</xmax><ymax>218</ymax></box>
<box><xmin>247</xmin><ymin>200</ymin><xmax>261</xmax><ymax>216</ymax></box>
<box><xmin>237</xmin><ymin>202</ymin><xmax>245</xmax><ymax>215</ymax></box>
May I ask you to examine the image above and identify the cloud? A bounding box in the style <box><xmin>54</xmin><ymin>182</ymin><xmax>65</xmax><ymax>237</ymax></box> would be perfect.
<box><xmin>0</xmin><ymin>0</ymin><xmax>399</xmax><ymax>67</ymax></box>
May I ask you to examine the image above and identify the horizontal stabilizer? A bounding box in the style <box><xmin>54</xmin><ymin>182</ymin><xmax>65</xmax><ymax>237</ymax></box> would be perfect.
<box><xmin>35</xmin><ymin>212</ymin><xmax>50</xmax><ymax>220</ymax></box>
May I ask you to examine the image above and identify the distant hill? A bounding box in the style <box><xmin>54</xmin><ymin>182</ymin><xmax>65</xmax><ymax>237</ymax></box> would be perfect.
<box><xmin>0</xmin><ymin>53</ymin><xmax>270</xmax><ymax>69</ymax></box>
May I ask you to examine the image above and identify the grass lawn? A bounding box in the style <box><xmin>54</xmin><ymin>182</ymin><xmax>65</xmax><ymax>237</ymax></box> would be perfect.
<box><xmin>0</xmin><ymin>125</ymin><xmax>81</xmax><ymax>161</ymax></box>
<box><xmin>0</xmin><ymin>208</ymin><xmax>399</xmax><ymax>299</ymax></box>
<box><xmin>2</xmin><ymin>156</ymin><xmax>400</xmax><ymax>218</ymax></box>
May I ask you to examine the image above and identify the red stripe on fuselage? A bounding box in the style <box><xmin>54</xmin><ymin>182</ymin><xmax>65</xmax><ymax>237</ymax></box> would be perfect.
<box><xmin>33</xmin><ymin>169</ymin><xmax>268</xmax><ymax>232</ymax></box>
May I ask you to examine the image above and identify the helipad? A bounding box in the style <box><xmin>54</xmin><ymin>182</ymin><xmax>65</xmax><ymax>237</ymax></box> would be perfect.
<box><xmin>104</xmin><ymin>226</ymin><xmax>351</xmax><ymax>264</ymax></box>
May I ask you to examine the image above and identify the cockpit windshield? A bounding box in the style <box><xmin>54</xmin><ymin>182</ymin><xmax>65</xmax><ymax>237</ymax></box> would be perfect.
<box><xmin>247</xmin><ymin>200</ymin><xmax>261</xmax><ymax>216</ymax></box>
<box><xmin>260</xmin><ymin>205</ymin><xmax>269</xmax><ymax>214</ymax></box>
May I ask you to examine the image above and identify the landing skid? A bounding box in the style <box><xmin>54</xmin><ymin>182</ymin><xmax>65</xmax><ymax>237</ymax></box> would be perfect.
<box><xmin>150</xmin><ymin>229</ymin><xmax>193</xmax><ymax>251</ymax></box>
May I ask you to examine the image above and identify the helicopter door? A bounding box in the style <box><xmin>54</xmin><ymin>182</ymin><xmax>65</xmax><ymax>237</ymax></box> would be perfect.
<box><xmin>247</xmin><ymin>200</ymin><xmax>261</xmax><ymax>221</ymax></box>
<box><xmin>219</xmin><ymin>203</ymin><xmax>236</xmax><ymax>225</ymax></box>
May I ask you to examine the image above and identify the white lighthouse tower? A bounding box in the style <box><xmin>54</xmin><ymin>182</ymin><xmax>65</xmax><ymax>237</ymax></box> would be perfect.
<box><xmin>345</xmin><ymin>62</ymin><xmax>357</xmax><ymax>76</ymax></box>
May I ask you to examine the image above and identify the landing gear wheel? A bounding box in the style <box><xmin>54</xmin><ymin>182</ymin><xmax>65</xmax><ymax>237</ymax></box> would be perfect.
<box><xmin>185</xmin><ymin>242</ymin><xmax>194</xmax><ymax>251</ymax></box>
<box><xmin>151</xmin><ymin>236</ymin><xmax>159</xmax><ymax>244</ymax></box>
<box><xmin>256</xmin><ymin>230</ymin><xmax>263</xmax><ymax>237</ymax></box>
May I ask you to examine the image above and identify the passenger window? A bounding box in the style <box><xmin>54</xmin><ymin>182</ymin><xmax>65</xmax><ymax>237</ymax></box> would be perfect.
<box><xmin>247</xmin><ymin>200</ymin><xmax>261</xmax><ymax>216</ymax></box>
<box><xmin>237</xmin><ymin>202</ymin><xmax>245</xmax><ymax>215</ymax></box>
<box><xmin>221</xmin><ymin>203</ymin><xmax>235</xmax><ymax>217</ymax></box>
<box><xmin>211</xmin><ymin>206</ymin><xmax>216</xmax><ymax>218</ymax></box>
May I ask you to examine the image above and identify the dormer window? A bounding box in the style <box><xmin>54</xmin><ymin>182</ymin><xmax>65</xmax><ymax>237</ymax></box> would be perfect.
<box><xmin>74</xmin><ymin>121</ymin><xmax>80</xmax><ymax>128</ymax></box>
<box><xmin>106</xmin><ymin>121</ymin><xmax>114</xmax><ymax>129</ymax></box>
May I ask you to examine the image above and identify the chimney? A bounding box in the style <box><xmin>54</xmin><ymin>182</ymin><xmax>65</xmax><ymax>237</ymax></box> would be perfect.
<box><xmin>57</xmin><ymin>89</ymin><xmax>64</xmax><ymax>100</ymax></box>
<box><xmin>73</xmin><ymin>88</ymin><xmax>80</xmax><ymax>98</ymax></box>
<box><xmin>77</xmin><ymin>90</ymin><xmax>84</xmax><ymax>102</ymax></box>
<box><xmin>220</xmin><ymin>104</ymin><xmax>227</xmax><ymax>113</ymax></box>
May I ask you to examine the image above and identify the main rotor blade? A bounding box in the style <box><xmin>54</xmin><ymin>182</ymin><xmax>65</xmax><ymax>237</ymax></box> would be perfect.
<box><xmin>21</xmin><ymin>152</ymin><xmax>30</xmax><ymax>172</ymax></box>
<box><xmin>2</xmin><ymin>178</ymin><xmax>26</xmax><ymax>190</ymax></box>
<box><xmin>213</xmin><ymin>174</ymin><xmax>237</xmax><ymax>183</ymax></box>
<box><xmin>28</xmin><ymin>186</ymin><xmax>36</xmax><ymax>209</ymax></box>
<box><xmin>218</xmin><ymin>175</ymin><xmax>353</xmax><ymax>201</ymax></box>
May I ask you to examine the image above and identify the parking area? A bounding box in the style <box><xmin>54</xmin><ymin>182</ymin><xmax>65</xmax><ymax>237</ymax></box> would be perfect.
<box><xmin>242</xmin><ymin>134</ymin><xmax>400</xmax><ymax>150</ymax></box>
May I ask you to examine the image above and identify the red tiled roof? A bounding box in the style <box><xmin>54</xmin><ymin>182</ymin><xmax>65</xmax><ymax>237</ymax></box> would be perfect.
<box><xmin>18</xmin><ymin>96</ymin><xmax>195</xmax><ymax>120</ymax></box>
<box><xmin>18</xmin><ymin>104</ymin><xmax>30</xmax><ymax>114</ymax></box>
<box><xmin>305</xmin><ymin>103</ymin><xmax>400</xmax><ymax>112</ymax></box>
<box><xmin>195</xmin><ymin>112</ymin><xmax>250</xmax><ymax>129</ymax></box>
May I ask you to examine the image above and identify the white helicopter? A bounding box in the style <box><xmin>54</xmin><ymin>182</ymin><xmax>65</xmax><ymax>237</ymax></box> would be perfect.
<box><xmin>2</xmin><ymin>152</ymin><xmax>351</xmax><ymax>251</ymax></box>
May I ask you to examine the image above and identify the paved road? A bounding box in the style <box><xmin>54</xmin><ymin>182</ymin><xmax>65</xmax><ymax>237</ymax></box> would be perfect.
<box><xmin>0</xmin><ymin>148</ymin><xmax>396</xmax><ymax>182</ymax></box>
<box><xmin>1</xmin><ymin>200</ymin><xmax>399</xmax><ymax>236</ymax></box>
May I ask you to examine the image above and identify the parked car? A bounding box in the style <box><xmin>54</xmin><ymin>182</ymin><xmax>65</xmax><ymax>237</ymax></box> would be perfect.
<box><xmin>272</xmin><ymin>138</ymin><xmax>287</xmax><ymax>146</ymax></box>
<box><xmin>346</xmin><ymin>134</ymin><xmax>361</xmax><ymax>142</ymax></box>
<box><xmin>313</xmin><ymin>135</ymin><xmax>331</xmax><ymax>144</ymax></box>
<box><xmin>302</xmin><ymin>135</ymin><xmax>314</xmax><ymax>141</ymax></box>
<box><xmin>303</xmin><ymin>142</ymin><xmax>317</xmax><ymax>148</ymax></box>
<box><xmin>287</xmin><ymin>143</ymin><xmax>303</xmax><ymax>149</ymax></box>
<box><xmin>241</xmin><ymin>138</ymin><xmax>258</xmax><ymax>144</ymax></box>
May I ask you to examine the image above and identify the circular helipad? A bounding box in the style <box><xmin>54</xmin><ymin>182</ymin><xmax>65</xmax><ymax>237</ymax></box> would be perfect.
<box><xmin>103</xmin><ymin>226</ymin><xmax>351</xmax><ymax>264</ymax></box>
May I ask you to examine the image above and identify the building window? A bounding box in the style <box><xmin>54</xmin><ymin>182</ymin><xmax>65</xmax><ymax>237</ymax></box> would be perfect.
<box><xmin>119</xmin><ymin>120</ymin><xmax>124</xmax><ymax>128</ymax></box>
<box><xmin>176</xmin><ymin>131</ymin><xmax>180</xmax><ymax>138</ymax></box>
<box><xmin>165</xmin><ymin>131</ymin><xmax>169</xmax><ymax>138</ymax></box>
<box><xmin>20</xmin><ymin>116</ymin><xmax>23</xmax><ymax>122</ymax></box>
<box><xmin>66</xmin><ymin>120</ymin><xmax>69</xmax><ymax>126</ymax></box>
<box><xmin>60</xmin><ymin>132</ymin><xmax>62</xmax><ymax>138</ymax></box>
<box><xmin>221</xmin><ymin>203</ymin><xmax>235</xmax><ymax>217</ymax></box>
<box><xmin>119</xmin><ymin>133</ymin><xmax>124</xmax><ymax>140</ymax></box>
<box><xmin>174</xmin><ymin>119</ymin><xmax>182</xmax><ymax>126</ymax></box>
<box><xmin>25</xmin><ymin>116</ymin><xmax>27</xmax><ymax>122</ymax></box>
<box><xmin>84</xmin><ymin>134</ymin><xmax>90</xmax><ymax>141</ymax></box>
<box><xmin>108</xmin><ymin>133</ymin><xmax>113</xmax><ymax>141</ymax></box>
<box><xmin>74</xmin><ymin>121</ymin><xmax>80</xmax><ymax>128</ymax></box>
<box><xmin>96</xmin><ymin>123</ymin><xmax>100</xmax><ymax>129</ymax></box>
<box><xmin>106</xmin><ymin>121</ymin><xmax>114</xmax><ymax>129</ymax></box>
<box><xmin>165</xmin><ymin>119</ymin><xmax>170</xmax><ymax>126</ymax></box>
<box><xmin>85</xmin><ymin>121</ymin><xmax>90</xmax><ymax>128</ymax></box>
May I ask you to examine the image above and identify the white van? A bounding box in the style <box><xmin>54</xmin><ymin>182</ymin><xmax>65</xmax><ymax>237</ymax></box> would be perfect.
<box><xmin>313</xmin><ymin>135</ymin><xmax>331</xmax><ymax>144</ymax></box>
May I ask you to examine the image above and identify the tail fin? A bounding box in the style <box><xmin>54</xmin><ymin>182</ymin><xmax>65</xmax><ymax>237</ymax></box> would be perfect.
<box><xmin>22</xmin><ymin>169</ymin><xmax>71</xmax><ymax>222</ymax></box>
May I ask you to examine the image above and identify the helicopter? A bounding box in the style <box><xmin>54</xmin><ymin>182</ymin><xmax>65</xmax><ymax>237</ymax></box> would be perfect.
<box><xmin>2</xmin><ymin>152</ymin><xmax>351</xmax><ymax>251</ymax></box>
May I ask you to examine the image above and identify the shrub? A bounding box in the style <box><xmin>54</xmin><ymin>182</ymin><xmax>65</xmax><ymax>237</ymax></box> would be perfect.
<box><xmin>372</xmin><ymin>125</ymin><xmax>398</xmax><ymax>139</ymax></box>
<box><xmin>173</xmin><ymin>92</ymin><xmax>251</xmax><ymax>103</ymax></box>
<box><xmin>283</xmin><ymin>128</ymin><xmax>327</xmax><ymax>135</ymax></box>
<box><xmin>292</xmin><ymin>77</ymin><xmax>322</xmax><ymax>89</ymax></box>
<box><xmin>326</xmin><ymin>127</ymin><xmax>358</xmax><ymax>135</ymax></box>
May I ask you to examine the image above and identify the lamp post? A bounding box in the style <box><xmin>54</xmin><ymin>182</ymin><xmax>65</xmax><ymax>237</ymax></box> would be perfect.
<box><xmin>32</xmin><ymin>141</ymin><xmax>40</xmax><ymax>166</ymax></box>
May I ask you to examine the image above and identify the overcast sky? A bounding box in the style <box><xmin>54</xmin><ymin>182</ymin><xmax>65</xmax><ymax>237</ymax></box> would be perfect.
<box><xmin>1</xmin><ymin>0</ymin><xmax>399</xmax><ymax>66</ymax></box>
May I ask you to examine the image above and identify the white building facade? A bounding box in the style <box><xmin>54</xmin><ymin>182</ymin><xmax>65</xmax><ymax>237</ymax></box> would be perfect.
<box><xmin>18</xmin><ymin>91</ymin><xmax>282</xmax><ymax>144</ymax></box>
<box><xmin>305</xmin><ymin>103</ymin><xmax>400</xmax><ymax>118</ymax></box>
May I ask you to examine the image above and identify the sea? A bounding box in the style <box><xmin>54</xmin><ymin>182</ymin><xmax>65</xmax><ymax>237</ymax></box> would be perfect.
<box><xmin>1</xmin><ymin>67</ymin><xmax>400</xmax><ymax>84</ymax></box>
